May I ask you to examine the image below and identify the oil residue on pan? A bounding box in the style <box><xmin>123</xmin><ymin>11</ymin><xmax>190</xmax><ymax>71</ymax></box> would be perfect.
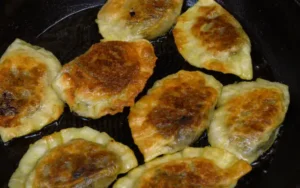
<box><xmin>0</xmin><ymin>1</ymin><xmax>284</xmax><ymax>188</ymax></box>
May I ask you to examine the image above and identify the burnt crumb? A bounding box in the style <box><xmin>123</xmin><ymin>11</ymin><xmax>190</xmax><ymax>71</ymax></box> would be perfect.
<box><xmin>72</xmin><ymin>168</ymin><xmax>85</xmax><ymax>179</ymax></box>
<box><xmin>0</xmin><ymin>91</ymin><xmax>17</xmax><ymax>116</ymax></box>
<box><xmin>178</xmin><ymin>116</ymin><xmax>193</xmax><ymax>125</ymax></box>
<box><xmin>129</xmin><ymin>10</ymin><xmax>136</xmax><ymax>17</ymax></box>
<box><xmin>2</xmin><ymin>91</ymin><xmax>13</xmax><ymax>102</ymax></box>
<box><xmin>0</xmin><ymin>107</ymin><xmax>17</xmax><ymax>116</ymax></box>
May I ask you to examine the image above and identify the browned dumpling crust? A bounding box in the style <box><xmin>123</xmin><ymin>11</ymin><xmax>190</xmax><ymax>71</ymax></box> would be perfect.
<box><xmin>0</xmin><ymin>39</ymin><xmax>64</xmax><ymax>142</ymax></box>
<box><xmin>33</xmin><ymin>139</ymin><xmax>120</xmax><ymax>187</ymax></box>
<box><xmin>173</xmin><ymin>0</ymin><xmax>252</xmax><ymax>80</ymax></box>
<box><xmin>9</xmin><ymin>127</ymin><xmax>138</xmax><ymax>188</ymax></box>
<box><xmin>0</xmin><ymin>56</ymin><xmax>46</xmax><ymax>127</ymax></box>
<box><xmin>53</xmin><ymin>39</ymin><xmax>157</xmax><ymax>119</ymax></box>
<box><xmin>97</xmin><ymin>0</ymin><xmax>183</xmax><ymax>40</ymax></box>
<box><xmin>208</xmin><ymin>79</ymin><xmax>290</xmax><ymax>163</ymax></box>
<box><xmin>113</xmin><ymin>147</ymin><xmax>252</xmax><ymax>188</ymax></box>
<box><xmin>138</xmin><ymin>158</ymin><xmax>247</xmax><ymax>188</ymax></box>
<box><xmin>129</xmin><ymin>70</ymin><xmax>222</xmax><ymax>161</ymax></box>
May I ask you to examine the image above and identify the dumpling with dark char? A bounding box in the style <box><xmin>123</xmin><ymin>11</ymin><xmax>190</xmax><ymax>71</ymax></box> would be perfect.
<box><xmin>129</xmin><ymin>70</ymin><xmax>222</xmax><ymax>162</ymax></box>
<box><xmin>0</xmin><ymin>39</ymin><xmax>64</xmax><ymax>142</ymax></box>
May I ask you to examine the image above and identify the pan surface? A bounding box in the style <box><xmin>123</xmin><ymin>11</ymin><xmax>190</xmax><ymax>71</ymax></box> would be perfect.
<box><xmin>0</xmin><ymin>0</ymin><xmax>299</xmax><ymax>187</ymax></box>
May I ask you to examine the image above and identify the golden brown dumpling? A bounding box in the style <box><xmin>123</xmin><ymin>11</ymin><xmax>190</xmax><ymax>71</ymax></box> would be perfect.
<box><xmin>173</xmin><ymin>0</ymin><xmax>252</xmax><ymax>80</ymax></box>
<box><xmin>208</xmin><ymin>79</ymin><xmax>290</xmax><ymax>163</ymax></box>
<box><xmin>113</xmin><ymin>147</ymin><xmax>252</xmax><ymax>188</ymax></box>
<box><xmin>52</xmin><ymin>39</ymin><xmax>157</xmax><ymax>119</ymax></box>
<box><xmin>0</xmin><ymin>39</ymin><xmax>64</xmax><ymax>142</ymax></box>
<box><xmin>129</xmin><ymin>70</ymin><xmax>222</xmax><ymax>161</ymax></box>
<box><xmin>9</xmin><ymin>126</ymin><xmax>138</xmax><ymax>188</ymax></box>
<box><xmin>97</xmin><ymin>0</ymin><xmax>183</xmax><ymax>40</ymax></box>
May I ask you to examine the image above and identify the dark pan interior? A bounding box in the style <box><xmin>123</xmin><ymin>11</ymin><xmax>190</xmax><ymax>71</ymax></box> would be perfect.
<box><xmin>0</xmin><ymin>0</ymin><xmax>299</xmax><ymax>187</ymax></box>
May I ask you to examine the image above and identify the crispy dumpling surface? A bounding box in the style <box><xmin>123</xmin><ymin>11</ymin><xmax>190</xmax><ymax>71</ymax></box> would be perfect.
<box><xmin>208</xmin><ymin>79</ymin><xmax>290</xmax><ymax>163</ymax></box>
<box><xmin>0</xmin><ymin>39</ymin><xmax>64</xmax><ymax>142</ymax></box>
<box><xmin>173</xmin><ymin>0</ymin><xmax>252</xmax><ymax>80</ymax></box>
<box><xmin>113</xmin><ymin>147</ymin><xmax>251</xmax><ymax>188</ymax></box>
<box><xmin>97</xmin><ymin>0</ymin><xmax>183</xmax><ymax>40</ymax></box>
<box><xmin>52</xmin><ymin>39</ymin><xmax>156</xmax><ymax>119</ymax></box>
<box><xmin>9</xmin><ymin>126</ymin><xmax>138</xmax><ymax>188</ymax></box>
<box><xmin>129</xmin><ymin>70</ymin><xmax>222</xmax><ymax>162</ymax></box>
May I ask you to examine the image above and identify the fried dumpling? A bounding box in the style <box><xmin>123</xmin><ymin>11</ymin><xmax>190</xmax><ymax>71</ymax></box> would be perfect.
<box><xmin>97</xmin><ymin>0</ymin><xmax>183</xmax><ymax>41</ymax></box>
<box><xmin>113</xmin><ymin>147</ymin><xmax>251</xmax><ymax>188</ymax></box>
<box><xmin>9</xmin><ymin>126</ymin><xmax>138</xmax><ymax>188</ymax></box>
<box><xmin>173</xmin><ymin>0</ymin><xmax>252</xmax><ymax>80</ymax></box>
<box><xmin>52</xmin><ymin>39</ymin><xmax>156</xmax><ymax>119</ymax></box>
<box><xmin>0</xmin><ymin>39</ymin><xmax>64</xmax><ymax>142</ymax></box>
<box><xmin>208</xmin><ymin>79</ymin><xmax>290</xmax><ymax>163</ymax></box>
<box><xmin>129</xmin><ymin>70</ymin><xmax>222</xmax><ymax>162</ymax></box>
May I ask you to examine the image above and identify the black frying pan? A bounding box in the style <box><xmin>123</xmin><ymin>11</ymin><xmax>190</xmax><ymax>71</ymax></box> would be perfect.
<box><xmin>0</xmin><ymin>0</ymin><xmax>299</xmax><ymax>187</ymax></box>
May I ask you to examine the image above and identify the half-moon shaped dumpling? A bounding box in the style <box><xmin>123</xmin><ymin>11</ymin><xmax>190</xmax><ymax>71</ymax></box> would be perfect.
<box><xmin>129</xmin><ymin>70</ymin><xmax>222</xmax><ymax>162</ymax></box>
<box><xmin>97</xmin><ymin>0</ymin><xmax>183</xmax><ymax>41</ymax></box>
<box><xmin>173</xmin><ymin>0</ymin><xmax>252</xmax><ymax>80</ymax></box>
<box><xmin>9</xmin><ymin>126</ymin><xmax>138</xmax><ymax>188</ymax></box>
<box><xmin>52</xmin><ymin>39</ymin><xmax>157</xmax><ymax>119</ymax></box>
<box><xmin>208</xmin><ymin>79</ymin><xmax>290</xmax><ymax>163</ymax></box>
<box><xmin>113</xmin><ymin>147</ymin><xmax>252</xmax><ymax>188</ymax></box>
<box><xmin>0</xmin><ymin>39</ymin><xmax>64</xmax><ymax>142</ymax></box>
